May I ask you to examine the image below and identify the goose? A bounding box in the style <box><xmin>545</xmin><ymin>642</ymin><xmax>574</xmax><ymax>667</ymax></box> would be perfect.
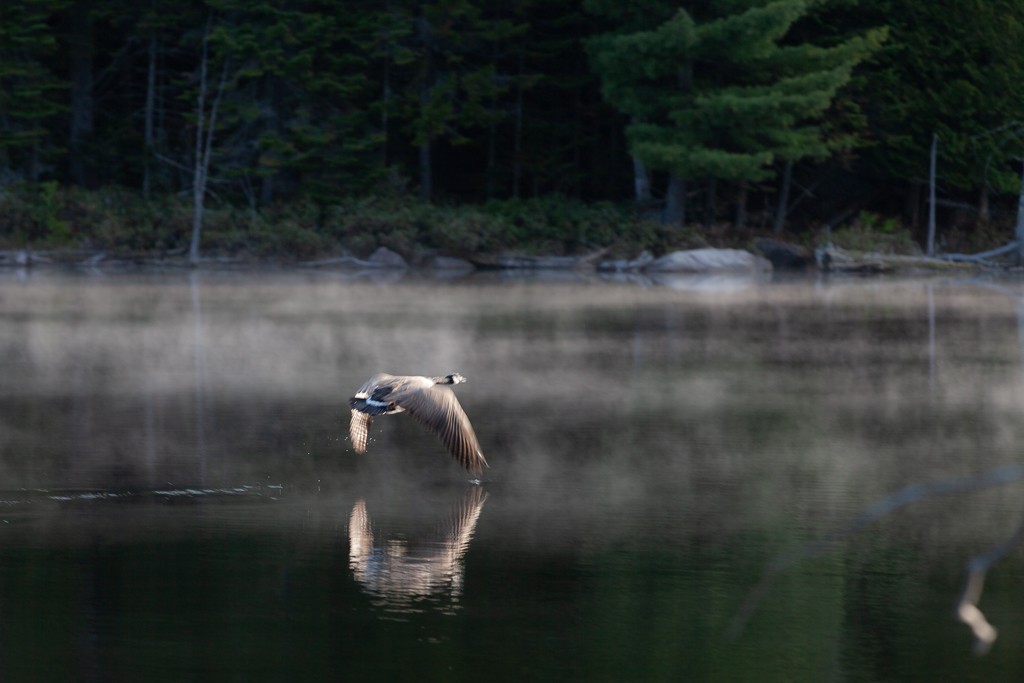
<box><xmin>349</xmin><ymin>372</ymin><xmax>488</xmax><ymax>474</ymax></box>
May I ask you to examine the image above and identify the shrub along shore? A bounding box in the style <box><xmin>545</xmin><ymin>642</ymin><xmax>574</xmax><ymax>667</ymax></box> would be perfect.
<box><xmin>0</xmin><ymin>185</ymin><xmax>684</xmax><ymax>264</ymax></box>
<box><xmin>0</xmin><ymin>185</ymin><xmax>1016</xmax><ymax>271</ymax></box>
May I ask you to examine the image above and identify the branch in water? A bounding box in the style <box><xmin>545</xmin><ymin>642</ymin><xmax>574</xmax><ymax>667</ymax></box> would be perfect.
<box><xmin>956</xmin><ymin>514</ymin><xmax>1024</xmax><ymax>655</ymax></box>
<box><xmin>727</xmin><ymin>463</ymin><xmax>1024</xmax><ymax>652</ymax></box>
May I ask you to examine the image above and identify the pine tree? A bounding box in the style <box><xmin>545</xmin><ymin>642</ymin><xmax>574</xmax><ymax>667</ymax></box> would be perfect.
<box><xmin>383</xmin><ymin>0</ymin><xmax>522</xmax><ymax>201</ymax></box>
<box><xmin>277</xmin><ymin>4</ymin><xmax>385</xmax><ymax>202</ymax></box>
<box><xmin>226</xmin><ymin>1</ymin><xmax>384</xmax><ymax>204</ymax></box>
<box><xmin>856</xmin><ymin>0</ymin><xmax>1024</xmax><ymax>219</ymax></box>
<box><xmin>0</xmin><ymin>0</ymin><xmax>67</xmax><ymax>182</ymax></box>
<box><xmin>164</xmin><ymin>1</ymin><xmax>387</xmax><ymax>210</ymax></box>
<box><xmin>588</xmin><ymin>0</ymin><xmax>883</xmax><ymax>226</ymax></box>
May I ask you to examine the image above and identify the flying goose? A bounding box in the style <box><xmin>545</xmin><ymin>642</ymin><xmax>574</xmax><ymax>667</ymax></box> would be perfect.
<box><xmin>349</xmin><ymin>372</ymin><xmax>488</xmax><ymax>474</ymax></box>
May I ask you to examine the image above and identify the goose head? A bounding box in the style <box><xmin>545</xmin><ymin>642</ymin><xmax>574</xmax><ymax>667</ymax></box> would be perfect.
<box><xmin>443</xmin><ymin>373</ymin><xmax>466</xmax><ymax>385</ymax></box>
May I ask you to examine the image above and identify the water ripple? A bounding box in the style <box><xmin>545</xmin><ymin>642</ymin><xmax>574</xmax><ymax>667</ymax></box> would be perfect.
<box><xmin>0</xmin><ymin>483</ymin><xmax>286</xmax><ymax>507</ymax></box>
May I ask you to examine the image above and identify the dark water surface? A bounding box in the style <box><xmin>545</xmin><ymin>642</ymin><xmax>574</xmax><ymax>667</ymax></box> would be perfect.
<box><xmin>3</xmin><ymin>269</ymin><xmax>1024</xmax><ymax>681</ymax></box>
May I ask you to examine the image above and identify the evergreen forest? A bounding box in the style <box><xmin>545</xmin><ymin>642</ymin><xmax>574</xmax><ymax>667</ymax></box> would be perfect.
<box><xmin>3</xmin><ymin>0</ymin><xmax>1024</xmax><ymax>262</ymax></box>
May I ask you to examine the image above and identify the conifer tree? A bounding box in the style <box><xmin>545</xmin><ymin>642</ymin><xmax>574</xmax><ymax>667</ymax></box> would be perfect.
<box><xmin>384</xmin><ymin>0</ymin><xmax>521</xmax><ymax>201</ymax></box>
<box><xmin>171</xmin><ymin>1</ymin><xmax>386</xmax><ymax>209</ymax></box>
<box><xmin>854</xmin><ymin>0</ymin><xmax>1024</xmax><ymax>222</ymax></box>
<box><xmin>589</xmin><ymin>0</ymin><xmax>883</xmax><ymax>226</ymax></box>
<box><xmin>0</xmin><ymin>0</ymin><xmax>67</xmax><ymax>182</ymax></box>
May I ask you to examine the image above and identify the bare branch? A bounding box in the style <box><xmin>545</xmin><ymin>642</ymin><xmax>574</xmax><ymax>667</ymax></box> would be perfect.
<box><xmin>154</xmin><ymin>152</ymin><xmax>191</xmax><ymax>174</ymax></box>
<box><xmin>728</xmin><ymin>463</ymin><xmax>1024</xmax><ymax>650</ymax></box>
<box><xmin>202</xmin><ymin>58</ymin><xmax>230</xmax><ymax>183</ymax></box>
<box><xmin>939</xmin><ymin>241</ymin><xmax>1020</xmax><ymax>263</ymax></box>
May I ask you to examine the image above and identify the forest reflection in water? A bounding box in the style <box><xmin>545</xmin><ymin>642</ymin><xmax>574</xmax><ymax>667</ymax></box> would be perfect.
<box><xmin>3</xmin><ymin>269</ymin><xmax>1024</xmax><ymax>680</ymax></box>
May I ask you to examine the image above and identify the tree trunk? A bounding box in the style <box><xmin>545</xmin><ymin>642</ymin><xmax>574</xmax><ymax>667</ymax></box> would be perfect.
<box><xmin>381</xmin><ymin>42</ymin><xmax>391</xmax><ymax>168</ymax></box>
<box><xmin>734</xmin><ymin>182</ymin><xmax>748</xmax><ymax>229</ymax></box>
<box><xmin>704</xmin><ymin>176</ymin><xmax>717</xmax><ymax>226</ymax></box>
<box><xmin>485</xmin><ymin>58</ymin><xmax>498</xmax><ymax>201</ymax></box>
<box><xmin>629</xmin><ymin>117</ymin><xmax>651</xmax><ymax>203</ymax></box>
<box><xmin>416</xmin><ymin>13</ymin><xmax>434</xmax><ymax>203</ymax></box>
<box><xmin>772</xmin><ymin>161</ymin><xmax>793</xmax><ymax>234</ymax></box>
<box><xmin>632</xmin><ymin>155</ymin><xmax>652</xmax><ymax>203</ymax></box>
<box><xmin>1016</xmin><ymin>161</ymin><xmax>1024</xmax><ymax>265</ymax></box>
<box><xmin>260</xmin><ymin>80</ymin><xmax>278</xmax><ymax>206</ymax></box>
<box><xmin>927</xmin><ymin>132</ymin><xmax>937</xmax><ymax>256</ymax></box>
<box><xmin>68</xmin><ymin>0</ymin><xmax>95</xmax><ymax>187</ymax></box>
<box><xmin>143</xmin><ymin>28</ymin><xmax>157</xmax><ymax>198</ymax></box>
<box><xmin>418</xmin><ymin>137</ymin><xmax>433</xmax><ymax>202</ymax></box>
<box><xmin>190</xmin><ymin>20</ymin><xmax>228</xmax><ymax>266</ymax></box>
<box><xmin>485</xmin><ymin>121</ymin><xmax>496</xmax><ymax>200</ymax></box>
<box><xmin>190</xmin><ymin>27</ymin><xmax>210</xmax><ymax>267</ymax></box>
<box><xmin>261</xmin><ymin>173</ymin><xmax>275</xmax><ymax>206</ymax></box>
<box><xmin>905</xmin><ymin>183</ymin><xmax>921</xmax><ymax>229</ymax></box>
<box><xmin>663</xmin><ymin>174</ymin><xmax>686</xmax><ymax>226</ymax></box>
<box><xmin>29</xmin><ymin>141</ymin><xmax>41</xmax><ymax>182</ymax></box>
<box><xmin>512</xmin><ymin>50</ymin><xmax>524</xmax><ymax>199</ymax></box>
<box><xmin>416</xmin><ymin>75</ymin><xmax>433</xmax><ymax>202</ymax></box>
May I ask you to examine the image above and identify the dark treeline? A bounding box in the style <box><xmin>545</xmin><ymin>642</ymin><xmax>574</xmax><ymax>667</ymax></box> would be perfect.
<box><xmin>3</xmin><ymin>0</ymin><xmax>1024</xmax><ymax>257</ymax></box>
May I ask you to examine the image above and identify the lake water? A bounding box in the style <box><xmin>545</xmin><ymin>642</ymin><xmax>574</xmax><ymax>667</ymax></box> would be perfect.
<box><xmin>3</xmin><ymin>268</ymin><xmax>1024</xmax><ymax>681</ymax></box>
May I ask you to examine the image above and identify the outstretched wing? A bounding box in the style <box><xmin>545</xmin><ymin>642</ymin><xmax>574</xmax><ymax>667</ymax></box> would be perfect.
<box><xmin>394</xmin><ymin>386</ymin><xmax>488</xmax><ymax>474</ymax></box>
<box><xmin>350</xmin><ymin>409</ymin><xmax>373</xmax><ymax>453</ymax></box>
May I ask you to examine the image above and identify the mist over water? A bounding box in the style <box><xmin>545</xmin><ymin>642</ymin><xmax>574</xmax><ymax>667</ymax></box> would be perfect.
<box><xmin>3</xmin><ymin>269</ymin><xmax>1024</xmax><ymax>680</ymax></box>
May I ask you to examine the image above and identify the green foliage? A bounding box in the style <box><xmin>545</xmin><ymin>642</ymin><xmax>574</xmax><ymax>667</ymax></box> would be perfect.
<box><xmin>177</xmin><ymin>1</ymin><xmax>388</xmax><ymax>204</ymax></box>
<box><xmin>318</xmin><ymin>194</ymin><xmax>699</xmax><ymax>259</ymax></box>
<box><xmin>479</xmin><ymin>196</ymin><xmax>658</xmax><ymax>254</ymax></box>
<box><xmin>388</xmin><ymin>0</ymin><xmax>523</xmax><ymax>147</ymax></box>
<box><xmin>0</xmin><ymin>182</ymin><xmax>72</xmax><ymax>245</ymax></box>
<box><xmin>827</xmin><ymin>214</ymin><xmax>919</xmax><ymax>254</ymax></box>
<box><xmin>855</xmin><ymin>210</ymin><xmax>900</xmax><ymax>234</ymax></box>
<box><xmin>31</xmin><ymin>181</ymin><xmax>71</xmax><ymax>245</ymax></box>
<box><xmin>329</xmin><ymin>195</ymin><xmax>675</xmax><ymax>258</ymax></box>
<box><xmin>588</xmin><ymin>0</ymin><xmax>885</xmax><ymax>184</ymax></box>
<box><xmin>0</xmin><ymin>0</ymin><xmax>67</xmax><ymax>181</ymax></box>
<box><xmin>855</xmin><ymin>0</ymin><xmax>1024</xmax><ymax>192</ymax></box>
<box><xmin>0</xmin><ymin>185</ymin><xmax>672</xmax><ymax>260</ymax></box>
<box><xmin>1</xmin><ymin>0</ymin><xmax>1024</xmax><ymax>248</ymax></box>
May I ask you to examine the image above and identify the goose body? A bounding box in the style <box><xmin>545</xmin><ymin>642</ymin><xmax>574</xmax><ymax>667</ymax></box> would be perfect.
<box><xmin>349</xmin><ymin>372</ymin><xmax>488</xmax><ymax>474</ymax></box>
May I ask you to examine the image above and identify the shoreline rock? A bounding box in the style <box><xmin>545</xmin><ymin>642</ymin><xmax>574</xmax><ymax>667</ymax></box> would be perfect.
<box><xmin>645</xmin><ymin>248</ymin><xmax>772</xmax><ymax>274</ymax></box>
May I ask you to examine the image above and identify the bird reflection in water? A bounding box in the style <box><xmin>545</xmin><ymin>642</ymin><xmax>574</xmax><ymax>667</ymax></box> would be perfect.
<box><xmin>348</xmin><ymin>486</ymin><xmax>488</xmax><ymax>614</ymax></box>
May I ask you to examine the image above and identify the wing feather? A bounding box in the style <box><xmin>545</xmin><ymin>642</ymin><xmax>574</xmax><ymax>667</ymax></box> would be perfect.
<box><xmin>350</xmin><ymin>410</ymin><xmax>372</xmax><ymax>453</ymax></box>
<box><xmin>393</xmin><ymin>385</ymin><xmax>488</xmax><ymax>474</ymax></box>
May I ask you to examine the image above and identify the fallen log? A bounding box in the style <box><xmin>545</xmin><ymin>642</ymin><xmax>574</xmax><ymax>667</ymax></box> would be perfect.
<box><xmin>470</xmin><ymin>247</ymin><xmax>609</xmax><ymax>270</ymax></box>
<box><xmin>299</xmin><ymin>256</ymin><xmax>383</xmax><ymax>268</ymax></box>
<box><xmin>0</xmin><ymin>249</ymin><xmax>50</xmax><ymax>266</ymax></box>
<box><xmin>299</xmin><ymin>246</ymin><xmax>409</xmax><ymax>269</ymax></box>
<box><xmin>937</xmin><ymin>241</ymin><xmax>1019</xmax><ymax>264</ymax></box>
<box><xmin>815</xmin><ymin>246</ymin><xmax>978</xmax><ymax>273</ymax></box>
